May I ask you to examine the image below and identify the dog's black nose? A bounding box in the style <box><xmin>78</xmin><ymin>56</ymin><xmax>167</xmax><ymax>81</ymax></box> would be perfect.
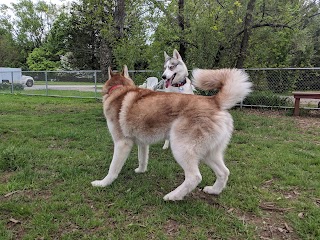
<box><xmin>162</xmin><ymin>75</ymin><xmax>166</xmax><ymax>80</ymax></box>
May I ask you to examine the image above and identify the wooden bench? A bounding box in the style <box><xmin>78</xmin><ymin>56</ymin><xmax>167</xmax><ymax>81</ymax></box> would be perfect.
<box><xmin>292</xmin><ymin>91</ymin><xmax>320</xmax><ymax>116</ymax></box>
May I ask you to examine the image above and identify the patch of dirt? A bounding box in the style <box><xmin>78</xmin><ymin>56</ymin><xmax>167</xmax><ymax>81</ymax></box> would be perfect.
<box><xmin>261</xmin><ymin>179</ymin><xmax>301</xmax><ymax>201</ymax></box>
<box><xmin>0</xmin><ymin>172</ymin><xmax>15</xmax><ymax>183</ymax></box>
<box><xmin>294</xmin><ymin>114</ymin><xmax>320</xmax><ymax>131</ymax></box>
<box><xmin>163</xmin><ymin>219</ymin><xmax>180</xmax><ymax>237</ymax></box>
<box><xmin>6</xmin><ymin>218</ymin><xmax>25</xmax><ymax>240</ymax></box>
<box><xmin>241</xmin><ymin>211</ymin><xmax>299</xmax><ymax>240</ymax></box>
<box><xmin>191</xmin><ymin>188</ymin><xmax>299</xmax><ymax>239</ymax></box>
<box><xmin>244</xmin><ymin>108</ymin><xmax>319</xmax><ymax>130</ymax></box>
<box><xmin>228</xmin><ymin>199</ymin><xmax>300</xmax><ymax>239</ymax></box>
<box><xmin>1</xmin><ymin>189</ymin><xmax>52</xmax><ymax>201</ymax></box>
<box><xmin>190</xmin><ymin>188</ymin><xmax>222</xmax><ymax>207</ymax></box>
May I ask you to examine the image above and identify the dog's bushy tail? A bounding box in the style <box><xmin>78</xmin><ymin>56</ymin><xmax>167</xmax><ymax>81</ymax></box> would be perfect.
<box><xmin>192</xmin><ymin>68</ymin><xmax>252</xmax><ymax>110</ymax></box>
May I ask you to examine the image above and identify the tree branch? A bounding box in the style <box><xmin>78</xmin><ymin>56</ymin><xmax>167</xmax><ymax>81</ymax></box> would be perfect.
<box><xmin>216</xmin><ymin>0</ymin><xmax>225</xmax><ymax>9</ymax></box>
<box><xmin>235</xmin><ymin>23</ymin><xmax>293</xmax><ymax>38</ymax></box>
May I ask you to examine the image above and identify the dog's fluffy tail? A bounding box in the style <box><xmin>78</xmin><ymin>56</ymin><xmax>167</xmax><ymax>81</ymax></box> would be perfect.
<box><xmin>192</xmin><ymin>68</ymin><xmax>252</xmax><ymax>110</ymax></box>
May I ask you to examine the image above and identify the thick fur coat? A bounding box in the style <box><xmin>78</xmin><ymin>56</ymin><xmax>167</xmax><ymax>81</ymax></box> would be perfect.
<box><xmin>91</xmin><ymin>65</ymin><xmax>252</xmax><ymax>201</ymax></box>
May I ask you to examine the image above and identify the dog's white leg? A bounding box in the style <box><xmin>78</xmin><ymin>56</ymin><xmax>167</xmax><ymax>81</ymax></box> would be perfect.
<box><xmin>91</xmin><ymin>139</ymin><xmax>133</xmax><ymax>187</ymax></box>
<box><xmin>135</xmin><ymin>144</ymin><xmax>149</xmax><ymax>173</ymax></box>
<box><xmin>163</xmin><ymin>163</ymin><xmax>202</xmax><ymax>201</ymax></box>
<box><xmin>162</xmin><ymin>140</ymin><xmax>170</xmax><ymax>150</ymax></box>
<box><xmin>203</xmin><ymin>151</ymin><xmax>230</xmax><ymax>195</ymax></box>
<box><xmin>163</xmin><ymin>148</ymin><xmax>202</xmax><ymax>201</ymax></box>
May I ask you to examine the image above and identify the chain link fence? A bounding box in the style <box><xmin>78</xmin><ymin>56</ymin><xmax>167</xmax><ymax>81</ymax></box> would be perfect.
<box><xmin>244</xmin><ymin>68</ymin><xmax>320</xmax><ymax>109</ymax></box>
<box><xmin>1</xmin><ymin>68</ymin><xmax>319</xmax><ymax>110</ymax></box>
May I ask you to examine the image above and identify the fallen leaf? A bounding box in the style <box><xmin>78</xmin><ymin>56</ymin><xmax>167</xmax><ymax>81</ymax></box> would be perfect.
<box><xmin>9</xmin><ymin>218</ymin><xmax>21</xmax><ymax>224</ymax></box>
<box><xmin>259</xmin><ymin>202</ymin><xmax>293</xmax><ymax>212</ymax></box>
<box><xmin>227</xmin><ymin>208</ymin><xmax>234</xmax><ymax>213</ymax></box>
<box><xmin>293</xmin><ymin>190</ymin><xmax>300</xmax><ymax>195</ymax></box>
<box><xmin>4</xmin><ymin>190</ymin><xmax>22</xmax><ymax>197</ymax></box>
<box><xmin>264</xmin><ymin>179</ymin><xmax>274</xmax><ymax>184</ymax></box>
<box><xmin>127</xmin><ymin>223</ymin><xmax>146</xmax><ymax>228</ymax></box>
<box><xmin>298</xmin><ymin>212</ymin><xmax>304</xmax><ymax>218</ymax></box>
<box><xmin>284</xmin><ymin>222</ymin><xmax>293</xmax><ymax>232</ymax></box>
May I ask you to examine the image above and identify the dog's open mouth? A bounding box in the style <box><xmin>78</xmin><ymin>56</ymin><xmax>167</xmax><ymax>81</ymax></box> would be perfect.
<box><xmin>165</xmin><ymin>73</ymin><xmax>176</xmax><ymax>88</ymax></box>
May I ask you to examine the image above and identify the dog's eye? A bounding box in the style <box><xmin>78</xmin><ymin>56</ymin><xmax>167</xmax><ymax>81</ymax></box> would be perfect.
<box><xmin>169</xmin><ymin>65</ymin><xmax>175</xmax><ymax>70</ymax></box>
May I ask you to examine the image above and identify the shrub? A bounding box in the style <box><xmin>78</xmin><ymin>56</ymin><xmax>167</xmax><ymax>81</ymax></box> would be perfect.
<box><xmin>0</xmin><ymin>83</ymin><xmax>24</xmax><ymax>91</ymax></box>
<box><xmin>13</xmin><ymin>83</ymin><xmax>25</xmax><ymax>91</ymax></box>
<box><xmin>243</xmin><ymin>91</ymin><xmax>293</xmax><ymax>107</ymax></box>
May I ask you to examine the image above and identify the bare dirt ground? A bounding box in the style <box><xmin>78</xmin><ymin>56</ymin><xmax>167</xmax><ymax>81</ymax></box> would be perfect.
<box><xmin>245</xmin><ymin>108</ymin><xmax>319</xmax><ymax>130</ymax></box>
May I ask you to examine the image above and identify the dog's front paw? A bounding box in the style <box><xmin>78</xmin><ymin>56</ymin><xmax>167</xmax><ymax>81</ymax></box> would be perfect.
<box><xmin>91</xmin><ymin>180</ymin><xmax>107</xmax><ymax>187</ymax></box>
<box><xmin>203</xmin><ymin>186</ymin><xmax>222</xmax><ymax>195</ymax></box>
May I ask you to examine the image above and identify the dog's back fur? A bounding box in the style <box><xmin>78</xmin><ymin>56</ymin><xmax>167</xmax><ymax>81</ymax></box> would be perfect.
<box><xmin>92</xmin><ymin>65</ymin><xmax>252</xmax><ymax>201</ymax></box>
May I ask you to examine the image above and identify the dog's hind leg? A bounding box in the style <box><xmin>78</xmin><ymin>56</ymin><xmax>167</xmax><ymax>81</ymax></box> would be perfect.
<box><xmin>202</xmin><ymin>150</ymin><xmax>230</xmax><ymax>195</ymax></box>
<box><xmin>135</xmin><ymin>144</ymin><xmax>149</xmax><ymax>173</ymax></box>
<box><xmin>91</xmin><ymin>139</ymin><xmax>133</xmax><ymax>187</ymax></box>
<box><xmin>163</xmin><ymin>148</ymin><xmax>202</xmax><ymax>201</ymax></box>
<box><xmin>162</xmin><ymin>140</ymin><xmax>170</xmax><ymax>150</ymax></box>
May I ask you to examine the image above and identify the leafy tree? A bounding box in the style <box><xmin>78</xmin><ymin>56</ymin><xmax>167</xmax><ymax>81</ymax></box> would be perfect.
<box><xmin>0</xmin><ymin>29</ymin><xmax>22</xmax><ymax>67</ymax></box>
<box><xmin>59</xmin><ymin>0</ymin><xmax>150</xmax><ymax>76</ymax></box>
<box><xmin>27</xmin><ymin>46</ymin><xmax>61</xmax><ymax>70</ymax></box>
<box><xmin>0</xmin><ymin>0</ymin><xmax>59</xmax><ymax>69</ymax></box>
<box><xmin>1</xmin><ymin>0</ymin><xmax>320</xmax><ymax>71</ymax></box>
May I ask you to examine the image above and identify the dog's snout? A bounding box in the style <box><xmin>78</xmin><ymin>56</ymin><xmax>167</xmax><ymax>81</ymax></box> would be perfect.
<box><xmin>162</xmin><ymin>75</ymin><xmax>166</xmax><ymax>80</ymax></box>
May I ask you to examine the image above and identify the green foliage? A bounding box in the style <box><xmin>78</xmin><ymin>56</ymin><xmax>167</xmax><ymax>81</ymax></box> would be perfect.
<box><xmin>0</xmin><ymin>29</ymin><xmax>23</xmax><ymax>67</ymax></box>
<box><xmin>1</xmin><ymin>0</ymin><xmax>320</xmax><ymax>70</ymax></box>
<box><xmin>243</xmin><ymin>91</ymin><xmax>292</xmax><ymax>107</ymax></box>
<box><xmin>59</xmin><ymin>0</ymin><xmax>150</xmax><ymax>70</ymax></box>
<box><xmin>0</xmin><ymin>0</ymin><xmax>60</xmax><ymax>69</ymax></box>
<box><xmin>27</xmin><ymin>47</ymin><xmax>61</xmax><ymax>71</ymax></box>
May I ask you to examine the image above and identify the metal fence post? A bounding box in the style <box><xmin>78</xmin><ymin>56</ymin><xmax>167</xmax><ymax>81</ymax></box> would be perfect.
<box><xmin>94</xmin><ymin>71</ymin><xmax>97</xmax><ymax>99</ymax></box>
<box><xmin>10</xmin><ymin>72</ymin><xmax>14</xmax><ymax>94</ymax></box>
<box><xmin>45</xmin><ymin>71</ymin><xmax>48</xmax><ymax>96</ymax></box>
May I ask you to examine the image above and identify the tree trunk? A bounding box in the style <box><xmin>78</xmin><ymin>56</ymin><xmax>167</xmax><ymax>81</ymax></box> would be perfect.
<box><xmin>214</xmin><ymin>44</ymin><xmax>225</xmax><ymax>67</ymax></box>
<box><xmin>100</xmin><ymin>38</ymin><xmax>112</xmax><ymax>81</ymax></box>
<box><xmin>114</xmin><ymin>0</ymin><xmax>125</xmax><ymax>39</ymax></box>
<box><xmin>178</xmin><ymin>0</ymin><xmax>186</xmax><ymax>59</ymax></box>
<box><xmin>100</xmin><ymin>0</ymin><xmax>125</xmax><ymax>79</ymax></box>
<box><xmin>236</xmin><ymin>0</ymin><xmax>256</xmax><ymax>68</ymax></box>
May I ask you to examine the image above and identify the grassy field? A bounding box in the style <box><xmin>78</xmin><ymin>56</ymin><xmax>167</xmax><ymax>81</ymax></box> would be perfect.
<box><xmin>0</xmin><ymin>94</ymin><xmax>319</xmax><ymax>240</ymax></box>
<box><xmin>34</xmin><ymin>81</ymin><xmax>101</xmax><ymax>86</ymax></box>
<box><xmin>0</xmin><ymin>89</ymin><xmax>100</xmax><ymax>99</ymax></box>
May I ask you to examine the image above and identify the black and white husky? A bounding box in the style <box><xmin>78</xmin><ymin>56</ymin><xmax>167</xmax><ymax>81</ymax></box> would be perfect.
<box><xmin>161</xmin><ymin>49</ymin><xmax>195</xmax><ymax>149</ymax></box>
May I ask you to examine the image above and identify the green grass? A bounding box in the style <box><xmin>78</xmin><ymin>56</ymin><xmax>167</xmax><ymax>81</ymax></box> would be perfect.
<box><xmin>35</xmin><ymin>81</ymin><xmax>102</xmax><ymax>86</ymax></box>
<box><xmin>0</xmin><ymin>94</ymin><xmax>319</xmax><ymax>239</ymax></box>
<box><xmin>0</xmin><ymin>89</ymin><xmax>101</xmax><ymax>98</ymax></box>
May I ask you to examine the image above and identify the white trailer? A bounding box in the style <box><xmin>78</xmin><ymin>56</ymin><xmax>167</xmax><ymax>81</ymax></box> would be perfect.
<box><xmin>0</xmin><ymin>67</ymin><xmax>34</xmax><ymax>87</ymax></box>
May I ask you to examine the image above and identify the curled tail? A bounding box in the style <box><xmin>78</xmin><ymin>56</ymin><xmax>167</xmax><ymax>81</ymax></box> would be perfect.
<box><xmin>192</xmin><ymin>68</ymin><xmax>252</xmax><ymax>110</ymax></box>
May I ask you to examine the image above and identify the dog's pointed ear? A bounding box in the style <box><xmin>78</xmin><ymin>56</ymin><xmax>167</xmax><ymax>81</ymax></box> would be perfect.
<box><xmin>173</xmin><ymin>49</ymin><xmax>182</xmax><ymax>60</ymax></box>
<box><xmin>122</xmin><ymin>65</ymin><xmax>130</xmax><ymax>78</ymax></box>
<box><xmin>108</xmin><ymin>66</ymin><xmax>113</xmax><ymax>79</ymax></box>
<box><xmin>164</xmin><ymin>51</ymin><xmax>170</xmax><ymax>61</ymax></box>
